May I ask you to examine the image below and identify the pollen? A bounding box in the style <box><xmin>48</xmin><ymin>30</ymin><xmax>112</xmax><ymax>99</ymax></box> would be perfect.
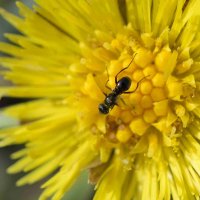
<box><xmin>152</xmin><ymin>73</ymin><xmax>165</xmax><ymax>87</ymax></box>
<box><xmin>140</xmin><ymin>80</ymin><xmax>153</xmax><ymax>94</ymax></box>
<box><xmin>151</xmin><ymin>88</ymin><xmax>166</xmax><ymax>101</ymax></box>
<box><xmin>129</xmin><ymin>92</ymin><xmax>142</xmax><ymax>104</ymax></box>
<box><xmin>88</xmin><ymin>26</ymin><xmax>198</xmax><ymax>150</ymax></box>
<box><xmin>116</xmin><ymin>125</ymin><xmax>133</xmax><ymax>143</ymax></box>
<box><xmin>134</xmin><ymin>48</ymin><xmax>154</xmax><ymax>68</ymax></box>
<box><xmin>140</xmin><ymin>95</ymin><xmax>153</xmax><ymax>109</ymax></box>
<box><xmin>96</xmin><ymin>30</ymin><xmax>197</xmax><ymax>149</ymax></box>
<box><xmin>166</xmin><ymin>77</ymin><xmax>183</xmax><ymax>98</ymax></box>
<box><xmin>143</xmin><ymin>65</ymin><xmax>156</xmax><ymax>77</ymax></box>
<box><xmin>155</xmin><ymin>50</ymin><xmax>172</xmax><ymax>72</ymax></box>
<box><xmin>132</xmin><ymin>69</ymin><xmax>144</xmax><ymax>81</ymax></box>
<box><xmin>143</xmin><ymin>109</ymin><xmax>157</xmax><ymax>123</ymax></box>
<box><xmin>121</xmin><ymin>110</ymin><xmax>133</xmax><ymax>124</ymax></box>
<box><xmin>153</xmin><ymin>100</ymin><xmax>168</xmax><ymax>116</ymax></box>
<box><xmin>129</xmin><ymin>118</ymin><xmax>149</xmax><ymax>136</ymax></box>
<box><xmin>174</xmin><ymin>104</ymin><xmax>185</xmax><ymax>117</ymax></box>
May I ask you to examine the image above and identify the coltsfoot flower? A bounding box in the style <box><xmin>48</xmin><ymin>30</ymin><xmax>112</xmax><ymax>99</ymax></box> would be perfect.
<box><xmin>0</xmin><ymin>0</ymin><xmax>200</xmax><ymax>199</ymax></box>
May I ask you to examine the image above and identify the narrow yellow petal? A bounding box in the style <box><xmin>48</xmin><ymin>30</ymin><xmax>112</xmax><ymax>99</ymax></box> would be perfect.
<box><xmin>0</xmin><ymin>86</ymin><xmax>72</xmax><ymax>98</ymax></box>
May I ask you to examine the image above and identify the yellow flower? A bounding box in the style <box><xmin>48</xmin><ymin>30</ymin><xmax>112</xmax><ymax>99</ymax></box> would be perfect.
<box><xmin>1</xmin><ymin>0</ymin><xmax>200</xmax><ymax>199</ymax></box>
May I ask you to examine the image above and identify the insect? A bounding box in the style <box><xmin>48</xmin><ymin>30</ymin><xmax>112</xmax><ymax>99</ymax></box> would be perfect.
<box><xmin>99</xmin><ymin>57</ymin><xmax>144</xmax><ymax>114</ymax></box>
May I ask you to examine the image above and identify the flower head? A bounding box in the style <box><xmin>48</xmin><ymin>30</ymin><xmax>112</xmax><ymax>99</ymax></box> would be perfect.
<box><xmin>1</xmin><ymin>0</ymin><xmax>200</xmax><ymax>199</ymax></box>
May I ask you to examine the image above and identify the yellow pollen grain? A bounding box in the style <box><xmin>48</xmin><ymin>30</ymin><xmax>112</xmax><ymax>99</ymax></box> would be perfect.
<box><xmin>132</xmin><ymin>105</ymin><xmax>144</xmax><ymax>116</ymax></box>
<box><xmin>151</xmin><ymin>88</ymin><xmax>166</xmax><ymax>102</ymax></box>
<box><xmin>155</xmin><ymin>50</ymin><xmax>172</xmax><ymax>72</ymax></box>
<box><xmin>174</xmin><ymin>104</ymin><xmax>185</xmax><ymax>117</ymax></box>
<box><xmin>167</xmin><ymin>81</ymin><xmax>183</xmax><ymax>98</ymax></box>
<box><xmin>109</xmin><ymin>106</ymin><xmax>121</xmax><ymax>118</ymax></box>
<box><xmin>152</xmin><ymin>73</ymin><xmax>165</xmax><ymax>87</ymax></box>
<box><xmin>129</xmin><ymin>92</ymin><xmax>142</xmax><ymax>105</ymax></box>
<box><xmin>132</xmin><ymin>69</ymin><xmax>144</xmax><ymax>82</ymax></box>
<box><xmin>143</xmin><ymin>64</ymin><xmax>157</xmax><ymax>77</ymax></box>
<box><xmin>121</xmin><ymin>110</ymin><xmax>133</xmax><ymax>124</ymax></box>
<box><xmin>129</xmin><ymin>118</ymin><xmax>149</xmax><ymax>136</ymax></box>
<box><xmin>143</xmin><ymin>109</ymin><xmax>157</xmax><ymax>123</ymax></box>
<box><xmin>111</xmin><ymin>39</ymin><xmax>123</xmax><ymax>50</ymax></box>
<box><xmin>123</xmin><ymin>58</ymin><xmax>137</xmax><ymax>73</ymax></box>
<box><xmin>109</xmin><ymin>61</ymin><xmax>123</xmax><ymax>78</ymax></box>
<box><xmin>116</xmin><ymin>126</ymin><xmax>133</xmax><ymax>143</ymax></box>
<box><xmin>141</xmin><ymin>95</ymin><xmax>153</xmax><ymax>109</ymax></box>
<box><xmin>153</xmin><ymin>100</ymin><xmax>168</xmax><ymax>116</ymax></box>
<box><xmin>134</xmin><ymin>48</ymin><xmax>154</xmax><ymax>68</ymax></box>
<box><xmin>140</xmin><ymin>80</ymin><xmax>153</xmax><ymax>95</ymax></box>
<box><xmin>129</xmin><ymin>81</ymin><xmax>138</xmax><ymax>91</ymax></box>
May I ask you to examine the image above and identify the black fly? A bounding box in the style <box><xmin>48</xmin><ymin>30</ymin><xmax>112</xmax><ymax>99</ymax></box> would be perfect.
<box><xmin>99</xmin><ymin>57</ymin><xmax>143</xmax><ymax>114</ymax></box>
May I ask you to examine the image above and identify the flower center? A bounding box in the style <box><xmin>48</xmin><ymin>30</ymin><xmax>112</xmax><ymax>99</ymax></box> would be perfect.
<box><xmin>105</xmin><ymin>49</ymin><xmax>168</xmax><ymax>142</ymax></box>
<box><xmin>98</xmin><ymin>35</ymin><xmax>195</xmax><ymax>145</ymax></box>
<box><xmin>79</xmin><ymin>28</ymin><xmax>196</xmax><ymax>163</ymax></box>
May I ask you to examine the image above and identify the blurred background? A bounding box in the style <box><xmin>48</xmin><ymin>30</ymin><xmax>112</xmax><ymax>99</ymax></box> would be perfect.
<box><xmin>0</xmin><ymin>1</ymin><xmax>94</xmax><ymax>199</ymax></box>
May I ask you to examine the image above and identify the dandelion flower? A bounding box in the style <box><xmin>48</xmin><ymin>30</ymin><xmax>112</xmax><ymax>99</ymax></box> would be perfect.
<box><xmin>1</xmin><ymin>0</ymin><xmax>200</xmax><ymax>199</ymax></box>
